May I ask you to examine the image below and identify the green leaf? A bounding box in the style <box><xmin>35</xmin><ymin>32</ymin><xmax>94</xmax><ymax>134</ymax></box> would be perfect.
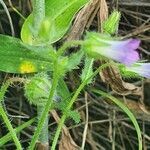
<box><xmin>81</xmin><ymin>56</ymin><xmax>94</xmax><ymax>84</ymax></box>
<box><xmin>0</xmin><ymin>34</ymin><xmax>54</xmax><ymax>74</ymax></box>
<box><xmin>57</xmin><ymin>78</ymin><xmax>71</xmax><ymax>101</ymax></box>
<box><xmin>66</xmin><ymin>50</ymin><xmax>84</xmax><ymax>72</ymax></box>
<box><xmin>56</xmin><ymin>78</ymin><xmax>71</xmax><ymax>111</ymax></box>
<box><xmin>21</xmin><ymin>0</ymin><xmax>89</xmax><ymax>45</ymax></box>
<box><xmin>57</xmin><ymin>56</ymin><xmax>69</xmax><ymax>77</ymax></box>
<box><xmin>68</xmin><ymin>110</ymin><xmax>80</xmax><ymax>124</ymax></box>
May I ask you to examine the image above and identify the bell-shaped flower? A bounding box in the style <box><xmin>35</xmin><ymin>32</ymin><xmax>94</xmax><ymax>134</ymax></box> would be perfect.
<box><xmin>125</xmin><ymin>63</ymin><xmax>150</xmax><ymax>78</ymax></box>
<box><xmin>83</xmin><ymin>32</ymin><xmax>140</xmax><ymax>66</ymax></box>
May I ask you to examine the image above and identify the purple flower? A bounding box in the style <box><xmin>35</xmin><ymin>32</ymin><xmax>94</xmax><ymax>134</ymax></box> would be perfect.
<box><xmin>125</xmin><ymin>63</ymin><xmax>150</xmax><ymax>78</ymax></box>
<box><xmin>84</xmin><ymin>32</ymin><xmax>140</xmax><ymax>66</ymax></box>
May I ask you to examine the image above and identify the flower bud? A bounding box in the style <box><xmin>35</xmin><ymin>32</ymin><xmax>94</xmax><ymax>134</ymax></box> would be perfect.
<box><xmin>102</xmin><ymin>10</ymin><xmax>121</xmax><ymax>34</ymax></box>
<box><xmin>24</xmin><ymin>73</ymin><xmax>51</xmax><ymax>106</ymax></box>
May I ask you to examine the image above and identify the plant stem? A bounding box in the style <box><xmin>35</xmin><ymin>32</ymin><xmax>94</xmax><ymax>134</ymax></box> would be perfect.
<box><xmin>32</xmin><ymin>0</ymin><xmax>45</xmax><ymax>38</ymax></box>
<box><xmin>51</xmin><ymin>63</ymin><xmax>110</xmax><ymax>150</ymax></box>
<box><xmin>0</xmin><ymin>105</ymin><xmax>22</xmax><ymax>150</ymax></box>
<box><xmin>28</xmin><ymin>0</ymin><xmax>50</xmax><ymax>149</ymax></box>
<box><xmin>0</xmin><ymin>77</ymin><xmax>26</xmax><ymax>103</ymax></box>
<box><xmin>37</xmin><ymin>105</ymin><xmax>49</xmax><ymax>145</ymax></box>
<box><xmin>0</xmin><ymin>118</ymin><xmax>35</xmax><ymax>147</ymax></box>
<box><xmin>57</xmin><ymin>40</ymin><xmax>85</xmax><ymax>56</ymax></box>
<box><xmin>28</xmin><ymin>60</ymin><xmax>59</xmax><ymax>150</ymax></box>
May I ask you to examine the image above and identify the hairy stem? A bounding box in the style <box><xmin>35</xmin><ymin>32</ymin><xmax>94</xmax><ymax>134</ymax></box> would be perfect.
<box><xmin>57</xmin><ymin>40</ymin><xmax>85</xmax><ymax>56</ymax></box>
<box><xmin>28</xmin><ymin>60</ymin><xmax>59</xmax><ymax>150</ymax></box>
<box><xmin>51</xmin><ymin>63</ymin><xmax>110</xmax><ymax>150</ymax></box>
<box><xmin>32</xmin><ymin>0</ymin><xmax>45</xmax><ymax>38</ymax></box>
<box><xmin>0</xmin><ymin>118</ymin><xmax>35</xmax><ymax>147</ymax></box>
<box><xmin>27</xmin><ymin>1</ymin><xmax>51</xmax><ymax>149</ymax></box>
<box><xmin>0</xmin><ymin>105</ymin><xmax>22</xmax><ymax>150</ymax></box>
<box><xmin>0</xmin><ymin>77</ymin><xmax>26</xmax><ymax>149</ymax></box>
<box><xmin>37</xmin><ymin>105</ymin><xmax>49</xmax><ymax>145</ymax></box>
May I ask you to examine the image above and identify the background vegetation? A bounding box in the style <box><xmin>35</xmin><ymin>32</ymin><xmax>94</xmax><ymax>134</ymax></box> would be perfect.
<box><xmin>0</xmin><ymin>0</ymin><xmax>150</xmax><ymax>149</ymax></box>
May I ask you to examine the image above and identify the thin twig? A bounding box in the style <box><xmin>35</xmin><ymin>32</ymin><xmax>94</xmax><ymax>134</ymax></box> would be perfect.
<box><xmin>81</xmin><ymin>92</ymin><xmax>89</xmax><ymax>149</ymax></box>
<box><xmin>0</xmin><ymin>0</ymin><xmax>14</xmax><ymax>36</ymax></box>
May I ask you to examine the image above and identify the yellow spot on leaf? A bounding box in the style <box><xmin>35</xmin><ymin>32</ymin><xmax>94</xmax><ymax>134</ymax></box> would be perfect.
<box><xmin>20</xmin><ymin>61</ymin><xmax>36</xmax><ymax>73</ymax></box>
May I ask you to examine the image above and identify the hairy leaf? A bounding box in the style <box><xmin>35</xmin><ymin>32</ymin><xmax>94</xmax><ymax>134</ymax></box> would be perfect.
<box><xmin>0</xmin><ymin>34</ymin><xmax>54</xmax><ymax>73</ymax></box>
<box><xmin>66</xmin><ymin>50</ymin><xmax>84</xmax><ymax>72</ymax></box>
<box><xmin>81</xmin><ymin>56</ymin><xmax>94</xmax><ymax>84</ymax></box>
<box><xmin>68</xmin><ymin>110</ymin><xmax>80</xmax><ymax>124</ymax></box>
<box><xmin>57</xmin><ymin>78</ymin><xmax>71</xmax><ymax>101</ymax></box>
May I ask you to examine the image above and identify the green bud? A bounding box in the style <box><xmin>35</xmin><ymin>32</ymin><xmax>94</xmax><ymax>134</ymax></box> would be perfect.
<box><xmin>24</xmin><ymin>73</ymin><xmax>51</xmax><ymax>106</ymax></box>
<box><xmin>102</xmin><ymin>10</ymin><xmax>121</xmax><ymax>34</ymax></box>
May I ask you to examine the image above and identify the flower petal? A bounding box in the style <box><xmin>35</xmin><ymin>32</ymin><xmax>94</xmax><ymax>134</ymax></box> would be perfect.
<box><xmin>84</xmin><ymin>32</ymin><xmax>141</xmax><ymax>65</ymax></box>
<box><xmin>109</xmin><ymin>39</ymin><xmax>140</xmax><ymax>65</ymax></box>
<box><xmin>121</xmin><ymin>50</ymin><xmax>139</xmax><ymax>65</ymax></box>
<box><xmin>111</xmin><ymin>39</ymin><xmax>140</xmax><ymax>51</ymax></box>
<box><xmin>98</xmin><ymin>46</ymin><xmax>139</xmax><ymax>65</ymax></box>
<box><xmin>126</xmin><ymin>39</ymin><xmax>141</xmax><ymax>50</ymax></box>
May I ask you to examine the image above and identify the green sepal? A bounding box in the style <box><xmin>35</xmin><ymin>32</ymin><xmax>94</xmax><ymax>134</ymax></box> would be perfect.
<box><xmin>57</xmin><ymin>78</ymin><xmax>71</xmax><ymax>101</ymax></box>
<box><xmin>82</xmin><ymin>32</ymin><xmax>111</xmax><ymax>60</ymax></box>
<box><xmin>118</xmin><ymin>64</ymin><xmax>141</xmax><ymax>79</ymax></box>
<box><xmin>57</xmin><ymin>56</ymin><xmax>69</xmax><ymax>77</ymax></box>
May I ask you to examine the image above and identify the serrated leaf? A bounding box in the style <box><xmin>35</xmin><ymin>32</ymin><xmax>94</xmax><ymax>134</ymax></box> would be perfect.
<box><xmin>21</xmin><ymin>0</ymin><xmax>89</xmax><ymax>45</ymax></box>
<box><xmin>0</xmin><ymin>34</ymin><xmax>55</xmax><ymax>74</ymax></box>
<box><xmin>66</xmin><ymin>50</ymin><xmax>84</xmax><ymax>72</ymax></box>
<box><xmin>57</xmin><ymin>78</ymin><xmax>71</xmax><ymax>101</ymax></box>
<box><xmin>81</xmin><ymin>56</ymin><xmax>94</xmax><ymax>84</ymax></box>
<box><xmin>56</xmin><ymin>78</ymin><xmax>71</xmax><ymax>111</ymax></box>
<box><xmin>68</xmin><ymin>110</ymin><xmax>80</xmax><ymax>124</ymax></box>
